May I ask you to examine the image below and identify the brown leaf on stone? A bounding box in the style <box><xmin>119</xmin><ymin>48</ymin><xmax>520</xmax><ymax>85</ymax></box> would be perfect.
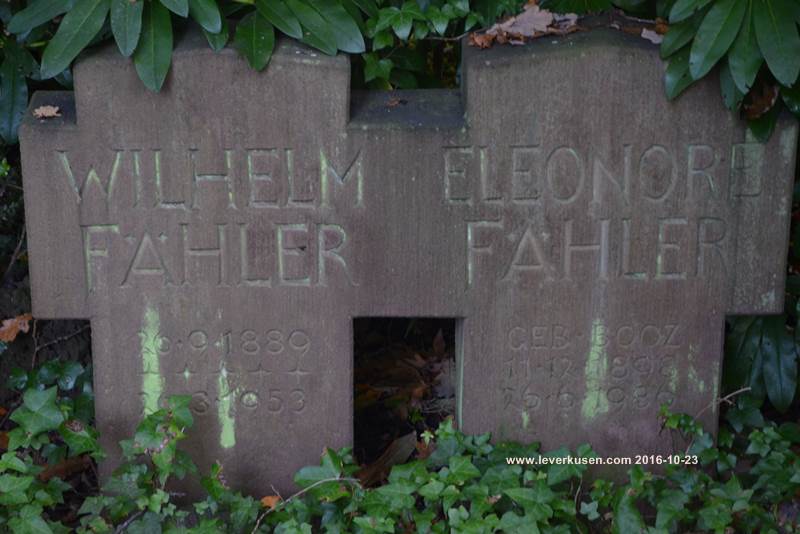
<box><xmin>260</xmin><ymin>495</ymin><xmax>282</xmax><ymax>509</ymax></box>
<box><xmin>33</xmin><ymin>105</ymin><xmax>61</xmax><ymax>119</ymax></box>
<box><xmin>744</xmin><ymin>81</ymin><xmax>779</xmax><ymax>120</ymax></box>
<box><xmin>469</xmin><ymin>3</ymin><xmax>579</xmax><ymax>48</ymax></box>
<box><xmin>493</xmin><ymin>3</ymin><xmax>554</xmax><ymax>36</ymax></box>
<box><xmin>385</xmin><ymin>97</ymin><xmax>407</xmax><ymax>108</ymax></box>
<box><xmin>654</xmin><ymin>18</ymin><xmax>669</xmax><ymax>35</ymax></box>
<box><xmin>0</xmin><ymin>431</ymin><xmax>8</xmax><ymax>450</ymax></box>
<box><xmin>0</xmin><ymin>313</ymin><xmax>33</xmax><ymax>342</ymax></box>
<box><xmin>468</xmin><ymin>32</ymin><xmax>496</xmax><ymax>48</ymax></box>
<box><xmin>38</xmin><ymin>455</ymin><xmax>92</xmax><ymax>482</ymax></box>
<box><xmin>415</xmin><ymin>439</ymin><xmax>435</xmax><ymax>460</ymax></box>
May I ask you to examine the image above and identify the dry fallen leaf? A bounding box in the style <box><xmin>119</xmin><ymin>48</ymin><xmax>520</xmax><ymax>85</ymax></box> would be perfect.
<box><xmin>38</xmin><ymin>455</ymin><xmax>91</xmax><ymax>482</ymax></box>
<box><xmin>0</xmin><ymin>313</ymin><xmax>33</xmax><ymax>342</ymax></box>
<box><xmin>385</xmin><ymin>97</ymin><xmax>407</xmax><ymax>108</ymax></box>
<box><xmin>470</xmin><ymin>3</ymin><xmax>578</xmax><ymax>48</ymax></box>
<box><xmin>260</xmin><ymin>495</ymin><xmax>281</xmax><ymax>509</ymax></box>
<box><xmin>744</xmin><ymin>81</ymin><xmax>780</xmax><ymax>120</ymax></box>
<box><xmin>356</xmin><ymin>432</ymin><xmax>417</xmax><ymax>487</ymax></box>
<box><xmin>415</xmin><ymin>439</ymin><xmax>435</xmax><ymax>460</ymax></box>
<box><xmin>33</xmin><ymin>105</ymin><xmax>61</xmax><ymax>119</ymax></box>
<box><xmin>494</xmin><ymin>3</ymin><xmax>554</xmax><ymax>36</ymax></box>
<box><xmin>469</xmin><ymin>32</ymin><xmax>496</xmax><ymax>48</ymax></box>
<box><xmin>641</xmin><ymin>28</ymin><xmax>663</xmax><ymax>44</ymax></box>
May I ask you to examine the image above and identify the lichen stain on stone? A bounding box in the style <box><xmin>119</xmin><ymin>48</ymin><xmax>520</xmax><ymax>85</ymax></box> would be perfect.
<box><xmin>140</xmin><ymin>305</ymin><xmax>164</xmax><ymax>415</ymax></box>
<box><xmin>581</xmin><ymin>318</ymin><xmax>609</xmax><ymax>421</ymax></box>
<box><xmin>217</xmin><ymin>366</ymin><xmax>237</xmax><ymax>449</ymax></box>
<box><xmin>710</xmin><ymin>366</ymin><xmax>720</xmax><ymax>414</ymax></box>
<box><xmin>687</xmin><ymin>344</ymin><xmax>705</xmax><ymax>394</ymax></box>
<box><xmin>667</xmin><ymin>363</ymin><xmax>679</xmax><ymax>393</ymax></box>
<box><xmin>521</xmin><ymin>410</ymin><xmax>530</xmax><ymax>430</ymax></box>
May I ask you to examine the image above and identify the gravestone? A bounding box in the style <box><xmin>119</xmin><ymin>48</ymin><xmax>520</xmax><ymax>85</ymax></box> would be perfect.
<box><xmin>20</xmin><ymin>27</ymin><xmax>798</xmax><ymax>494</ymax></box>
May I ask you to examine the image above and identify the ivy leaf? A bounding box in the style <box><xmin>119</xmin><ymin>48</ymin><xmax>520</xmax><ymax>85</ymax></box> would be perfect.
<box><xmin>286</xmin><ymin>0</ymin><xmax>338</xmax><ymax>55</ymax></box>
<box><xmin>0</xmin><ymin>474</ymin><xmax>34</xmax><ymax>493</ymax></box>
<box><xmin>10</xmin><ymin>387</ymin><xmax>65</xmax><ymax>435</ymax></box>
<box><xmin>255</xmin><ymin>0</ymin><xmax>302</xmax><ymax>39</ymax></box>
<box><xmin>0</xmin><ymin>59</ymin><xmax>28</xmax><ymax>144</ymax></box>
<box><xmin>189</xmin><ymin>0</ymin><xmax>221</xmax><ymax>34</ymax></box>
<box><xmin>669</xmin><ymin>0</ymin><xmax>712</xmax><ymax>23</ymax></box>
<box><xmin>0</xmin><ymin>452</ymin><xmax>29</xmax><ymax>473</ymax></box>
<box><xmin>294</xmin><ymin>465</ymin><xmax>339</xmax><ymax>488</ymax></box>
<box><xmin>655</xmin><ymin>489</ymin><xmax>689</xmax><ymax>529</ymax></box>
<box><xmin>8</xmin><ymin>0</ymin><xmax>75</xmax><ymax>34</ymax></box>
<box><xmin>363</xmin><ymin>53</ymin><xmax>392</xmax><ymax>82</ymax></box>
<box><xmin>665</xmin><ymin>47</ymin><xmax>695</xmax><ymax>100</ymax></box>
<box><xmin>503</xmin><ymin>482</ymin><xmax>555</xmax><ymax>522</ymax></box>
<box><xmin>375</xmin><ymin>481</ymin><xmax>416</xmax><ymax>511</ymax></box>
<box><xmin>110</xmin><ymin>0</ymin><xmax>144</xmax><ymax>57</ymax></box>
<box><xmin>580</xmin><ymin>501</ymin><xmax>600</xmax><ymax>521</ymax></box>
<box><xmin>57</xmin><ymin>361</ymin><xmax>85</xmax><ymax>391</ymax></box>
<box><xmin>159</xmin><ymin>0</ymin><xmax>188</xmax><ymax>18</ymax></box>
<box><xmin>728</xmin><ymin>1</ymin><xmax>762</xmax><ymax>93</ymax></box>
<box><xmin>753</xmin><ymin>0</ymin><xmax>800</xmax><ymax>86</ymax></box>
<box><xmin>134</xmin><ymin>0</ymin><xmax>172</xmax><ymax>91</ymax></box>
<box><xmin>689</xmin><ymin>0</ymin><xmax>745</xmax><ymax>80</ymax></box>
<box><xmin>40</xmin><ymin>0</ymin><xmax>110</xmax><ymax>80</ymax></box>
<box><xmin>314</xmin><ymin>0</ymin><xmax>365</xmax><ymax>53</ymax></box>
<box><xmin>427</xmin><ymin>6</ymin><xmax>449</xmax><ymax>35</ymax></box>
<box><xmin>612</xmin><ymin>492</ymin><xmax>645</xmax><ymax>534</ymax></box>
<box><xmin>234</xmin><ymin>12</ymin><xmax>275</xmax><ymax>71</ymax></box>
<box><xmin>375</xmin><ymin>4</ymin><xmax>424</xmax><ymax>41</ymax></box>
<box><xmin>446</xmin><ymin>455</ymin><xmax>480</xmax><ymax>484</ymax></box>
<box><xmin>761</xmin><ymin>315</ymin><xmax>797</xmax><ymax>412</ymax></box>
<box><xmin>60</xmin><ymin>423</ymin><xmax>100</xmax><ymax>456</ymax></box>
<box><xmin>419</xmin><ymin>479</ymin><xmax>445</xmax><ymax>499</ymax></box>
<box><xmin>167</xmin><ymin>395</ymin><xmax>194</xmax><ymax>431</ymax></box>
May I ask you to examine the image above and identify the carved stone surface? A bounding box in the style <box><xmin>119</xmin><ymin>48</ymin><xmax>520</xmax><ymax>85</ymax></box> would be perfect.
<box><xmin>20</xmin><ymin>27</ymin><xmax>798</xmax><ymax>494</ymax></box>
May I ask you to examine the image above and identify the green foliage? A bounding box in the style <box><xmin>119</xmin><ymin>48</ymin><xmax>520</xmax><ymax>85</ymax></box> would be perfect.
<box><xmin>3</xmin><ymin>357</ymin><xmax>800</xmax><ymax>534</ymax></box>
<box><xmin>3</xmin><ymin>0</ymin><xmax>800</xmax><ymax>145</ymax></box>
<box><xmin>1</xmin><ymin>361</ymin><xmax>98</xmax><ymax>534</ymax></box>
<box><xmin>656</xmin><ymin>0</ymin><xmax>800</xmax><ymax>140</ymax></box>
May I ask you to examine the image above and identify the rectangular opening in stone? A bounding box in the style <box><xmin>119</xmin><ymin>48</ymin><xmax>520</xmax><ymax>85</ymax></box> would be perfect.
<box><xmin>353</xmin><ymin>317</ymin><xmax>460</xmax><ymax>467</ymax></box>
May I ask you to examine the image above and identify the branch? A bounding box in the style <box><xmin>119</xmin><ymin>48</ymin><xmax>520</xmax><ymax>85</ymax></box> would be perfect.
<box><xmin>250</xmin><ymin>477</ymin><xmax>361</xmax><ymax>534</ymax></box>
<box><xmin>684</xmin><ymin>387</ymin><xmax>752</xmax><ymax>455</ymax></box>
<box><xmin>115</xmin><ymin>510</ymin><xmax>144</xmax><ymax>533</ymax></box>
<box><xmin>34</xmin><ymin>324</ymin><xmax>90</xmax><ymax>356</ymax></box>
<box><xmin>2</xmin><ymin>227</ymin><xmax>25</xmax><ymax>286</ymax></box>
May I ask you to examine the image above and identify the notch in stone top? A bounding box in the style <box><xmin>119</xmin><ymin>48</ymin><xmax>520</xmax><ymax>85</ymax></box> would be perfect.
<box><xmin>71</xmin><ymin>29</ymin><xmax>351</xmax><ymax>138</ymax></box>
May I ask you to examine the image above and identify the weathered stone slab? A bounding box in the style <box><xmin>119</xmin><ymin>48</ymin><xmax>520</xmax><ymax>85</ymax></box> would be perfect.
<box><xmin>20</xmin><ymin>27</ymin><xmax>798</xmax><ymax>494</ymax></box>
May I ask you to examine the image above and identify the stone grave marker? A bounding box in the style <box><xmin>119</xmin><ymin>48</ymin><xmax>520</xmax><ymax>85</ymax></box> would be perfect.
<box><xmin>20</xmin><ymin>27</ymin><xmax>798</xmax><ymax>494</ymax></box>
